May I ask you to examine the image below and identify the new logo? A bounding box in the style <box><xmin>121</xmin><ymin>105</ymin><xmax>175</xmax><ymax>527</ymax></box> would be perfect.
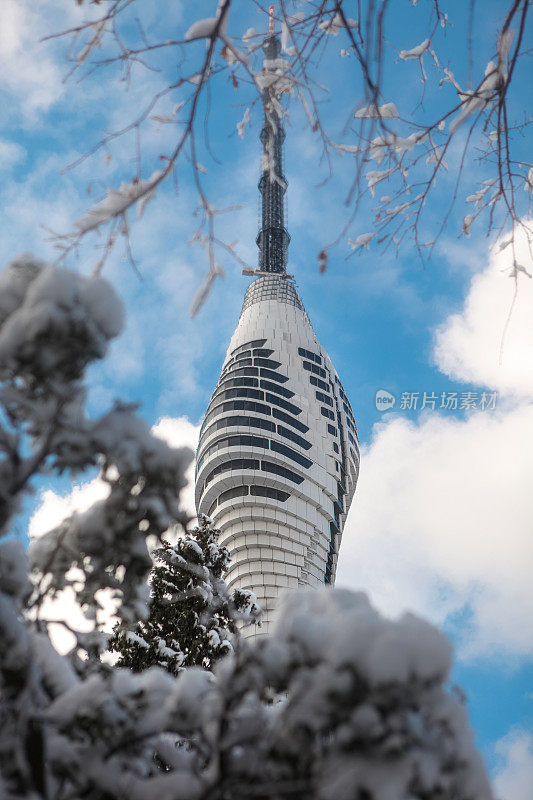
<box><xmin>375</xmin><ymin>389</ymin><xmax>396</xmax><ymax>411</ymax></box>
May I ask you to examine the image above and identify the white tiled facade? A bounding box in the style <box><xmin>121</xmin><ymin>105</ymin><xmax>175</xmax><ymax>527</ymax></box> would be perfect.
<box><xmin>195</xmin><ymin>274</ymin><xmax>359</xmax><ymax>635</ymax></box>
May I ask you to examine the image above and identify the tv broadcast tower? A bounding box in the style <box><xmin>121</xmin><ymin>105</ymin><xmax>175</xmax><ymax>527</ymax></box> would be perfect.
<box><xmin>195</xmin><ymin>6</ymin><xmax>359</xmax><ymax>634</ymax></box>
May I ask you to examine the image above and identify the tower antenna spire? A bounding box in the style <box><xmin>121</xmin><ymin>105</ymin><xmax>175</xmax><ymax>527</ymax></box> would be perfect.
<box><xmin>255</xmin><ymin>3</ymin><xmax>290</xmax><ymax>274</ymax></box>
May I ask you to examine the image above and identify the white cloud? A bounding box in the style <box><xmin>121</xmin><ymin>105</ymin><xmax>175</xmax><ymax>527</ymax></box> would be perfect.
<box><xmin>338</xmin><ymin>225</ymin><xmax>533</xmax><ymax>661</ymax></box>
<box><xmin>0</xmin><ymin>0</ymin><xmax>28</xmax><ymax>60</ymax></box>
<box><xmin>0</xmin><ymin>0</ymin><xmax>74</xmax><ymax>117</ymax></box>
<box><xmin>0</xmin><ymin>139</ymin><xmax>25</xmax><ymax>171</ymax></box>
<box><xmin>493</xmin><ymin>731</ymin><xmax>533</xmax><ymax>800</ymax></box>
<box><xmin>152</xmin><ymin>415</ymin><xmax>200</xmax><ymax>518</ymax></box>
<box><xmin>337</xmin><ymin>402</ymin><xmax>533</xmax><ymax>660</ymax></box>
<box><xmin>30</xmin><ymin>478</ymin><xmax>112</xmax><ymax>655</ymax></box>
<box><xmin>435</xmin><ymin>223</ymin><xmax>533</xmax><ymax>398</ymax></box>
<box><xmin>28</xmin><ymin>417</ymin><xmax>200</xmax><ymax>535</ymax></box>
<box><xmin>0</xmin><ymin>0</ymin><xmax>168</xmax><ymax>124</ymax></box>
<box><xmin>29</xmin><ymin>478</ymin><xmax>110</xmax><ymax>539</ymax></box>
<box><xmin>29</xmin><ymin>415</ymin><xmax>200</xmax><ymax>653</ymax></box>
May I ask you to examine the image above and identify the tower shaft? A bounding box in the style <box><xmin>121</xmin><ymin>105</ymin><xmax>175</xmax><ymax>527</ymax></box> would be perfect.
<box><xmin>194</xmin><ymin>18</ymin><xmax>359</xmax><ymax>638</ymax></box>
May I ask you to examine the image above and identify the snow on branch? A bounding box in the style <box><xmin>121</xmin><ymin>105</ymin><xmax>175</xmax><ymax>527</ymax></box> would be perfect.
<box><xmin>43</xmin><ymin>0</ymin><xmax>532</xmax><ymax>302</ymax></box>
<box><xmin>399</xmin><ymin>39</ymin><xmax>431</xmax><ymax>61</ymax></box>
<box><xmin>348</xmin><ymin>233</ymin><xmax>376</xmax><ymax>252</ymax></box>
<box><xmin>236</xmin><ymin>107</ymin><xmax>250</xmax><ymax>138</ymax></box>
<box><xmin>189</xmin><ymin>261</ymin><xmax>224</xmax><ymax>318</ymax></box>
<box><xmin>319</xmin><ymin>11</ymin><xmax>358</xmax><ymax>36</ymax></box>
<box><xmin>74</xmin><ymin>170</ymin><xmax>163</xmax><ymax>234</ymax></box>
<box><xmin>354</xmin><ymin>102</ymin><xmax>399</xmax><ymax>119</ymax></box>
<box><xmin>185</xmin><ymin>18</ymin><xmax>221</xmax><ymax>41</ymax></box>
<box><xmin>185</xmin><ymin>0</ymin><xmax>230</xmax><ymax>41</ymax></box>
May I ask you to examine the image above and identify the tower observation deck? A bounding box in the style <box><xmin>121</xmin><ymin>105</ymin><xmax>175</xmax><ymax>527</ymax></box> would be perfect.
<box><xmin>195</xmin><ymin>11</ymin><xmax>359</xmax><ymax>635</ymax></box>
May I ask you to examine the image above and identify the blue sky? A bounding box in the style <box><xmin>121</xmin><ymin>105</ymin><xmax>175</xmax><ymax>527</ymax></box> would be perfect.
<box><xmin>1</xmin><ymin>1</ymin><xmax>532</xmax><ymax>794</ymax></box>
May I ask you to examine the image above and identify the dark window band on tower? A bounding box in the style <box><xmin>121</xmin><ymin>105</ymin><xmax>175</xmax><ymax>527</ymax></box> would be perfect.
<box><xmin>277</xmin><ymin>425</ymin><xmax>312</xmax><ymax>450</ymax></box>
<box><xmin>203</xmin><ymin>399</ymin><xmax>271</xmax><ymax>427</ymax></box>
<box><xmin>219</xmin><ymin>485</ymin><xmax>249</xmax><ymax>504</ymax></box>
<box><xmin>217</xmin><ymin>376</ymin><xmax>259</xmax><ymax>391</ymax></box>
<box><xmin>260</xmin><ymin>368</ymin><xmax>289</xmax><ymax>383</ymax></box>
<box><xmin>215</xmin><ymin>387</ymin><xmax>265</xmax><ymax>403</ymax></box>
<box><xmin>227</xmin><ymin>367</ymin><xmax>259</xmax><ymax>378</ymax></box>
<box><xmin>201</xmin><ymin>415</ymin><xmax>276</xmax><ymax>443</ymax></box>
<box><xmin>197</xmin><ymin>434</ymin><xmax>269</xmax><ymax>470</ymax></box>
<box><xmin>227</xmin><ymin>358</ymin><xmax>253</xmax><ymax>369</ymax></box>
<box><xmin>272</xmin><ymin>408</ymin><xmax>309</xmax><ymax>432</ymax></box>
<box><xmin>302</xmin><ymin>360</ymin><xmax>327</xmax><ymax>379</ymax></box>
<box><xmin>265</xmin><ymin>393</ymin><xmax>302</xmax><ymax>415</ymax></box>
<box><xmin>298</xmin><ymin>347</ymin><xmax>322</xmax><ymax>365</ymax></box>
<box><xmin>205</xmin><ymin>458</ymin><xmax>260</xmax><ymax>487</ymax></box>
<box><xmin>231</xmin><ymin>339</ymin><xmax>266</xmax><ymax>356</ymax></box>
<box><xmin>227</xmin><ymin>400</ymin><xmax>271</xmax><ymax>415</ymax></box>
<box><xmin>254</xmin><ymin>357</ymin><xmax>281</xmax><ymax>369</ymax></box>
<box><xmin>209</xmin><ymin>484</ymin><xmax>290</xmax><ymax>510</ymax></box>
<box><xmin>270</xmin><ymin>441</ymin><xmax>312</xmax><ymax>468</ymax></box>
<box><xmin>260</xmin><ymin>380</ymin><xmax>294</xmax><ymax>398</ymax></box>
<box><xmin>261</xmin><ymin>460</ymin><xmax>304</xmax><ymax>485</ymax></box>
<box><xmin>316</xmin><ymin>390</ymin><xmax>333</xmax><ymax>407</ymax></box>
<box><xmin>310</xmin><ymin>375</ymin><xmax>330</xmax><ymax>392</ymax></box>
<box><xmin>198</xmin><ymin>434</ymin><xmax>313</xmax><ymax>474</ymax></box>
<box><xmin>250</xmin><ymin>485</ymin><xmax>290</xmax><ymax>502</ymax></box>
<box><xmin>220</xmin><ymin>359</ymin><xmax>235</xmax><ymax>374</ymax></box>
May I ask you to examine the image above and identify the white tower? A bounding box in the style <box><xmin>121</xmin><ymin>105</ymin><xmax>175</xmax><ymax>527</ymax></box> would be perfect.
<box><xmin>195</xmin><ymin>15</ymin><xmax>359</xmax><ymax>633</ymax></box>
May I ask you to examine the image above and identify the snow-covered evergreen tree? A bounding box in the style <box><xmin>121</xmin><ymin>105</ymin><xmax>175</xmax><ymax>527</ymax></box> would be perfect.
<box><xmin>109</xmin><ymin>515</ymin><xmax>260</xmax><ymax>672</ymax></box>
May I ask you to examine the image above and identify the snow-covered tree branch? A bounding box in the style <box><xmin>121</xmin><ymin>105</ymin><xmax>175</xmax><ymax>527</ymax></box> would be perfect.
<box><xmin>41</xmin><ymin>0</ymin><xmax>532</xmax><ymax>313</ymax></box>
<box><xmin>0</xmin><ymin>254</ymin><xmax>192</xmax><ymax>653</ymax></box>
